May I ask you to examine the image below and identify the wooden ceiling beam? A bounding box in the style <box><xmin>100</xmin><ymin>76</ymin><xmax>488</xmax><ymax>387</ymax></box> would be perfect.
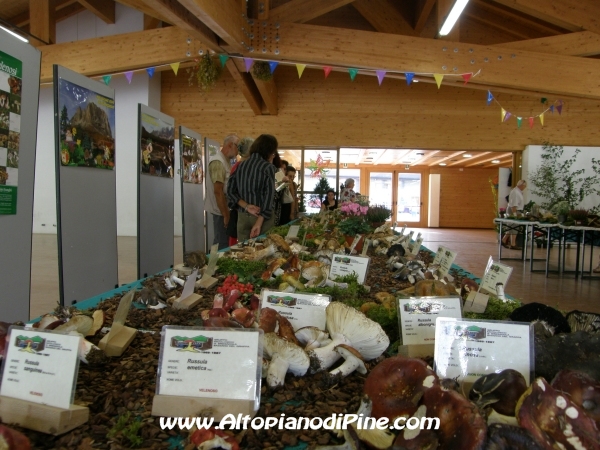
<box><xmin>429</xmin><ymin>151</ymin><xmax>465</xmax><ymax>166</ymax></box>
<box><xmin>447</xmin><ymin>151</ymin><xmax>490</xmax><ymax>166</ymax></box>
<box><xmin>269</xmin><ymin>0</ymin><xmax>357</xmax><ymax>24</ymax></box>
<box><xmin>413</xmin><ymin>150</ymin><xmax>440</xmax><ymax>165</ymax></box>
<box><xmin>352</xmin><ymin>0</ymin><xmax>416</xmax><ymax>36</ymax></box>
<box><xmin>499</xmin><ymin>31</ymin><xmax>600</xmax><ymax>57</ymax></box>
<box><xmin>140</xmin><ymin>0</ymin><xmax>220</xmax><ymax>50</ymax></box>
<box><xmin>29</xmin><ymin>0</ymin><xmax>56</xmax><ymax>45</ymax></box>
<box><xmin>177</xmin><ymin>0</ymin><xmax>245</xmax><ymax>52</ymax></box>
<box><xmin>9</xmin><ymin>0</ymin><xmax>77</xmax><ymax>27</ymax></box>
<box><xmin>488</xmin><ymin>0</ymin><xmax>600</xmax><ymax>34</ymax></box>
<box><xmin>464</xmin><ymin>5</ymin><xmax>537</xmax><ymax>41</ymax></box>
<box><xmin>115</xmin><ymin>0</ymin><xmax>172</xmax><ymax>23</ymax></box>
<box><xmin>79</xmin><ymin>0</ymin><xmax>116</xmax><ymax>24</ymax></box>
<box><xmin>253</xmin><ymin>77</ymin><xmax>278</xmax><ymax>115</ymax></box>
<box><xmin>466</xmin><ymin>152</ymin><xmax>512</xmax><ymax>166</ymax></box>
<box><xmin>414</xmin><ymin>0</ymin><xmax>436</xmax><ymax>34</ymax></box>
<box><xmin>273</xmin><ymin>23</ymin><xmax>600</xmax><ymax>99</ymax></box>
<box><xmin>226</xmin><ymin>59</ymin><xmax>263</xmax><ymax>115</ymax></box>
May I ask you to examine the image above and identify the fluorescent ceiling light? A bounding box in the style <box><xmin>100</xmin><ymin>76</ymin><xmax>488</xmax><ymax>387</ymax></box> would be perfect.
<box><xmin>463</xmin><ymin>154</ymin><xmax>472</xmax><ymax>157</ymax></box>
<box><xmin>492</xmin><ymin>160</ymin><xmax>500</xmax><ymax>164</ymax></box>
<box><xmin>439</xmin><ymin>0</ymin><xmax>470</xmax><ymax>37</ymax></box>
<box><xmin>0</xmin><ymin>25</ymin><xmax>28</xmax><ymax>43</ymax></box>
<box><xmin>439</xmin><ymin>163</ymin><xmax>447</xmax><ymax>166</ymax></box>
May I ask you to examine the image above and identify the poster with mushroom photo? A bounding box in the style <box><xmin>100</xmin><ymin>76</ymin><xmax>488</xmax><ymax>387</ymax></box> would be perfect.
<box><xmin>0</xmin><ymin>50</ymin><xmax>21</xmax><ymax>215</ymax></box>
<box><xmin>181</xmin><ymin>133</ymin><xmax>203</xmax><ymax>184</ymax></box>
<box><xmin>58</xmin><ymin>78</ymin><xmax>115</xmax><ymax>170</ymax></box>
<box><xmin>140</xmin><ymin>113</ymin><xmax>175</xmax><ymax>178</ymax></box>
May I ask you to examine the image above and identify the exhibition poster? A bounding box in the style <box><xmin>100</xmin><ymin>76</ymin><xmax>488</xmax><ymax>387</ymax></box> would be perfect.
<box><xmin>140</xmin><ymin>113</ymin><xmax>175</xmax><ymax>178</ymax></box>
<box><xmin>181</xmin><ymin>133</ymin><xmax>203</xmax><ymax>184</ymax></box>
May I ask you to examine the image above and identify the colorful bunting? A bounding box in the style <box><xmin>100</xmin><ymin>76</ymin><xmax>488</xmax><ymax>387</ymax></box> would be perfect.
<box><xmin>268</xmin><ymin>61</ymin><xmax>279</xmax><ymax>74</ymax></box>
<box><xmin>124</xmin><ymin>71</ymin><xmax>133</xmax><ymax>84</ymax></box>
<box><xmin>170</xmin><ymin>62</ymin><xmax>180</xmax><ymax>75</ymax></box>
<box><xmin>487</xmin><ymin>91</ymin><xmax>494</xmax><ymax>106</ymax></box>
<box><xmin>244</xmin><ymin>58</ymin><xmax>254</xmax><ymax>72</ymax></box>
<box><xmin>375</xmin><ymin>70</ymin><xmax>386</xmax><ymax>86</ymax></box>
<box><xmin>528</xmin><ymin>117</ymin><xmax>534</xmax><ymax>129</ymax></box>
<box><xmin>504</xmin><ymin>111</ymin><xmax>512</xmax><ymax>122</ymax></box>
<box><xmin>541</xmin><ymin>97</ymin><xmax>547</xmax><ymax>104</ymax></box>
<box><xmin>488</xmin><ymin>89</ymin><xmax>563</xmax><ymax>130</ymax></box>
<box><xmin>405</xmin><ymin>72</ymin><xmax>414</xmax><ymax>85</ymax></box>
<box><xmin>296</xmin><ymin>64</ymin><xmax>306</xmax><ymax>78</ymax></box>
<box><xmin>348</xmin><ymin>68</ymin><xmax>358</xmax><ymax>81</ymax></box>
<box><xmin>462</xmin><ymin>73</ymin><xmax>472</xmax><ymax>85</ymax></box>
<box><xmin>102</xmin><ymin>75</ymin><xmax>111</xmax><ymax>86</ymax></box>
<box><xmin>517</xmin><ymin>117</ymin><xmax>522</xmax><ymax>129</ymax></box>
<box><xmin>433</xmin><ymin>74</ymin><xmax>444</xmax><ymax>89</ymax></box>
<box><xmin>549</xmin><ymin>105</ymin><xmax>554</xmax><ymax>114</ymax></box>
<box><xmin>323</xmin><ymin>66</ymin><xmax>332</xmax><ymax>78</ymax></box>
<box><xmin>146</xmin><ymin>67</ymin><xmax>155</xmax><ymax>78</ymax></box>
<box><xmin>539</xmin><ymin>112</ymin><xmax>544</xmax><ymax>126</ymax></box>
<box><xmin>501</xmin><ymin>108</ymin><xmax>507</xmax><ymax>122</ymax></box>
<box><xmin>557</xmin><ymin>100</ymin><xmax>563</xmax><ymax>115</ymax></box>
<box><xmin>219</xmin><ymin>54</ymin><xmax>229</xmax><ymax>67</ymax></box>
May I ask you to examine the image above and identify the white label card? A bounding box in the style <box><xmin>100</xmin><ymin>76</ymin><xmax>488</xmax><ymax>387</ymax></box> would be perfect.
<box><xmin>330</xmin><ymin>254</ymin><xmax>370</xmax><ymax>284</ymax></box>
<box><xmin>0</xmin><ymin>327</ymin><xmax>80</xmax><ymax>409</ymax></box>
<box><xmin>463</xmin><ymin>291</ymin><xmax>490</xmax><ymax>313</ymax></box>
<box><xmin>411</xmin><ymin>237</ymin><xmax>424</xmax><ymax>255</ymax></box>
<box><xmin>286</xmin><ymin>225</ymin><xmax>300</xmax><ymax>239</ymax></box>
<box><xmin>434</xmin><ymin>318</ymin><xmax>532</xmax><ymax>387</ymax></box>
<box><xmin>399</xmin><ymin>297</ymin><xmax>463</xmax><ymax>345</ymax></box>
<box><xmin>432</xmin><ymin>246</ymin><xmax>457</xmax><ymax>278</ymax></box>
<box><xmin>180</xmin><ymin>269</ymin><xmax>198</xmax><ymax>300</ymax></box>
<box><xmin>480</xmin><ymin>261</ymin><xmax>513</xmax><ymax>295</ymax></box>
<box><xmin>260</xmin><ymin>290</ymin><xmax>330</xmax><ymax>331</ymax></box>
<box><xmin>158</xmin><ymin>327</ymin><xmax>261</xmax><ymax>400</ymax></box>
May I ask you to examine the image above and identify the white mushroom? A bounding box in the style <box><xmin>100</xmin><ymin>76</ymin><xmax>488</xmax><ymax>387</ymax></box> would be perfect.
<box><xmin>54</xmin><ymin>314</ymin><xmax>94</xmax><ymax>335</ymax></box>
<box><xmin>309</xmin><ymin>302</ymin><xmax>390</xmax><ymax>373</ymax></box>
<box><xmin>353</xmin><ymin>396</ymin><xmax>395</xmax><ymax>449</ymax></box>
<box><xmin>295</xmin><ymin>327</ymin><xmax>331</xmax><ymax>351</ymax></box>
<box><xmin>170</xmin><ymin>272</ymin><xmax>185</xmax><ymax>286</ymax></box>
<box><xmin>262</xmin><ymin>333</ymin><xmax>310</xmax><ymax>388</ymax></box>
<box><xmin>68</xmin><ymin>331</ymin><xmax>106</xmax><ymax>364</ymax></box>
<box><xmin>329</xmin><ymin>344</ymin><xmax>366</xmax><ymax>378</ymax></box>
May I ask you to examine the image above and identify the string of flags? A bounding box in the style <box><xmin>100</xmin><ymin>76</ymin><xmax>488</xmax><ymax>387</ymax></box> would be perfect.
<box><xmin>97</xmin><ymin>62</ymin><xmax>181</xmax><ymax>86</ymax></box>
<box><xmin>487</xmin><ymin>90</ymin><xmax>563</xmax><ymax>129</ymax></box>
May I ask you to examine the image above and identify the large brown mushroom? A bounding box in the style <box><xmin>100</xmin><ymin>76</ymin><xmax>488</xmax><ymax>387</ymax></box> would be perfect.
<box><xmin>0</xmin><ymin>424</ymin><xmax>31</xmax><ymax>449</ymax></box>
<box><xmin>485</xmin><ymin>423</ymin><xmax>545</xmax><ymax>450</ymax></box>
<box><xmin>469</xmin><ymin>369</ymin><xmax>528</xmax><ymax>416</ymax></box>
<box><xmin>363</xmin><ymin>356</ymin><xmax>439</xmax><ymax>420</ymax></box>
<box><xmin>552</xmin><ymin>370</ymin><xmax>600</xmax><ymax>426</ymax></box>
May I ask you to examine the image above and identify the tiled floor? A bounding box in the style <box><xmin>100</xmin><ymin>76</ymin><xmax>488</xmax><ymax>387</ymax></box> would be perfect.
<box><xmin>29</xmin><ymin>227</ymin><xmax>600</xmax><ymax>319</ymax></box>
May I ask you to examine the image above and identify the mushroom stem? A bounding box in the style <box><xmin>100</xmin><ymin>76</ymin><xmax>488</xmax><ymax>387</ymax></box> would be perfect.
<box><xmin>267</xmin><ymin>353</ymin><xmax>290</xmax><ymax>388</ymax></box>
<box><xmin>170</xmin><ymin>273</ymin><xmax>185</xmax><ymax>286</ymax></box>
<box><xmin>309</xmin><ymin>334</ymin><xmax>351</xmax><ymax>372</ymax></box>
<box><xmin>324</xmin><ymin>279</ymin><xmax>348</xmax><ymax>289</ymax></box>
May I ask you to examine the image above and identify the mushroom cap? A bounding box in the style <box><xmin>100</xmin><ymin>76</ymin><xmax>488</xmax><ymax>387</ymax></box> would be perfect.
<box><xmin>259</xmin><ymin>307</ymin><xmax>278</xmax><ymax>333</ymax></box>
<box><xmin>231</xmin><ymin>308</ymin><xmax>255</xmax><ymax>328</ymax></box>
<box><xmin>551</xmin><ymin>369</ymin><xmax>600</xmax><ymax>425</ymax></box>
<box><xmin>325</xmin><ymin>302</ymin><xmax>389</xmax><ymax>360</ymax></box>
<box><xmin>335</xmin><ymin>344</ymin><xmax>366</xmax><ymax>375</ymax></box>
<box><xmin>485</xmin><ymin>423</ymin><xmax>545</xmax><ymax>450</ymax></box>
<box><xmin>262</xmin><ymin>333</ymin><xmax>309</xmax><ymax>376</ymax></box>
<box><xmin>295</xmin><ymin>326</ymin><xmax>330</xmax><ymax>349</ymax></box>
<box><xmin>469</xmin><ymin>369</ymin><xmax>527</xmax><ymax>416</ymax></box>
<box><xmin>266</xmin><ymin>233</ymin><xmax>291</xmax><ymax>253</ymax></box>
<box><xmin>277</xmin><ymin>313</ymin><xmax>301</xmax><ymax>346</ymax></box>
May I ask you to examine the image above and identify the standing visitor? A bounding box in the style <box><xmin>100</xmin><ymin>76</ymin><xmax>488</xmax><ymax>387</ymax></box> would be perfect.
<box><xmin>340</xmin><ymin>178</ymin><xmax>357</xmax><ymax>203</ymax></box>
<box><xmin>227</xmin><ymin>137</ymin><xmax>254</xmax><ymax>247</ymax></box>
<box><xmin>501</xmin><ymin>179</ymin><xmax>527</xmax><ymax>250</ymax></box>
<box><xmin>206</xmin><ymin>134</ymin><xmax>239</xmax><ymax>249</ymax></box>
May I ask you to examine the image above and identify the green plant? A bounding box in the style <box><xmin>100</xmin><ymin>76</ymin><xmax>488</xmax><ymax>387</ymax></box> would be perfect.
<box><xmin>338</xmin><ymin>216</ymin><xmax>372</xmax><ymax>236</ymax></box>
<box><xmin>551</xmin><ymin>201</ymin><xmax>570</xmax><ymax>216</ymax></box>
<box><xmin>188</xmin><ymin>53</ymin><xmax>222</xmax><ymax>91</ymax></box>
<box><xmin>252</xmin><ymin>61</ymin><xmax>273</xmax><ymax>81</ymax></box>
<box><xmin>308</xmin><ymin>177</ymin><xmax>331</xmax><ymax>209</ymax></box>
<box><xmin>107</xmin><ymin>412</ymin><xmax>143</xmax><ymax>447</ymax></box>
<box><xmin>365</xmin><ymin>204</ymin><xmax>391</xmax><ymax>223</ymax></box>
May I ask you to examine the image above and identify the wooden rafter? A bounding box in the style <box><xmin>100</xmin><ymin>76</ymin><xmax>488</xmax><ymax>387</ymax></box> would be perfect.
<box><xmin>29</xmin><ymin>0</ymin><xmax>56</xmax><ymax>45</ymax></box>
<box><xmin>414</xmin><ymin>0</ymin><xmax>436</xmax><ymax>34</ymax></box>
<box><xmin>413</xmin><ymin>150</ymin><xmax>440</xmax><ymax>165</ymax></box>
<box><xmin>473</xmin><ymin>0</ymin><xmax>565</xmax><ymax>36</ymax></box>
<box><xmin>226</xmin><ymin>59</ymin><xmax>263</xmax><ymax>115</ymax></box>
<box><xmin>429</xmin><ymin>151</ymin><xmax>465</xmax><ymax>166</ymax></box>
<box><xmin>269</xmin><ymin>0</ymin><xmax>357</xmax><ymax>24</ymax></box>
<box><xmin>489</xmin><ymin>0</ymin><xmax>600</xmax><ymax>34</ymax></box>
<box><xmin>447</xmin><ymin>151</ymin><xmax>490</xmax><ymax>166</ymax></box>
<box><xmin>140</xmin><ymin>0</ymin><xmax>220</xmax><ymax>50</ymax></box>
<box><xmin>499</xmin><ymin>31</ymin><xmax>600</xmax><ymax>57</ymax></box>
<box><xmin>466</xmin><ymin>152</ymin><xmax>512</xmax><ymax>166</ymax></box>
<box><xmin>115</xmin><ymin>0</ymin><xmax>171</xmax><ymax>22</ymax></box>
<box><xmin>465</xmin><ymin>6</ymin><xmax>538</xmax><ymax>41</ymax></box>
<box><xmin>79</xmin><ymin>0</ymin><xmax>116</xmax><ymax>24</ymax></box>
<box><xmin>10</xmin><ymin>0</ymin><xmax>78</xmax><ymax>27</ymax></box>
<box><xmin>253</xmin><ymin>78</ymin><xmax>278</xmax><ymax>115</ymax></box>
<box><xmin>352</xmin><ymin>0</ymin><xmax>416</xmax><ymax>36</ymax></box>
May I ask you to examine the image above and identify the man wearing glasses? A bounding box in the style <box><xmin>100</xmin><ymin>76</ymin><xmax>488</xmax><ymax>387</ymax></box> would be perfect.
<box><xmin>206</xmin><ymin>134</ymin><xmax>239</xmax><ymax>249</ymax></box>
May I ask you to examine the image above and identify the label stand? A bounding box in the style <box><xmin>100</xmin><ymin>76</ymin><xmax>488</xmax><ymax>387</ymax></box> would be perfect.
<box><xmin>151</xmin><ymin>395</ymin><xmax>256</xmax><ymax>420</ymax></box>
<box><xmin>98</xmin><ymin>290</ymin><xmax>137</xmax><ymax>356</ymax></box>
<box><xmin>173</xmin><ymin>269</ymin><xmax>202</xmax><ymax>309</ymax></box>
<box><xmin>196</xmin><ymin>244</ymin><xmax>219</xmax><ymax>289</ymax></box>
<box><xmin>0</xmin><ymin>396</ymin><xmax>88</xmax><ymax>435</ymax></box>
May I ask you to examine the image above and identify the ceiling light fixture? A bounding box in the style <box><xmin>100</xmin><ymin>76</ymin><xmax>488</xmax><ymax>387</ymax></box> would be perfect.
<box><xmin>439</xmin><ymin>0</ymin><xmax>470</xmax><ymax>36</ymax></box>
<box><xmin>439</xmin><ymin>163</ymin><xmax>447</xmax><ymax>166</ymax></box>
<box><xmin>463</xmin><ymin>154</ymin><xmax>472</xmax><ymax>157</ymax></box>
<box><xmin>491</xmin><ymin>159</ymin><xmax>500</xmax><ymax>164</ymax></box>
<box><xmin>0</xmin><ymin>25</ymin><xmax>29</xmax><ymax>43</ymax></box>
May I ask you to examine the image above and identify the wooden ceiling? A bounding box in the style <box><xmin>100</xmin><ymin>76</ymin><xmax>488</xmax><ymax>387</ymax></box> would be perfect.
<box><xmin>2</xmin><ymin>0</ymin><xmax>600</xmax><ymax>164</ymax></box>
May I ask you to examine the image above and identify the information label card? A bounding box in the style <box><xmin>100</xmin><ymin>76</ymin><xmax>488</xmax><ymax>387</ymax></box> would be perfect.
<box><xmin>261</xmin><ymin>290</ymin><xmax>330</xmax><ymax>331</ymax></box>
<box><xmin>480</xmin><ymin>260</ymin><xmax>513</xmax><ymax>295</ymax></box>
<box><xmin>432</xmin><ymin>246</ymin><xmax>457</xmax><ymax>278</ymax></box>
<box><xmin>329</xmin><ymin>254</ymin><xmax>370</xmax><ymax>284</ymax></box>
<box><xmin>157</xmin><ymin>327</ymin><xmax>261</xmax><ymax>401</ymax></box>
<box><xmin>398</xmin><ymin>297</ymin><xmax>463</xmax><ymax>345</ymax></box>
<box><xmin>434</xmin><ymin>318</ymin><xmax>532</xmax><ymax>388</ymax></box>
<box><xmin>0</xmin><ymin>326</ymin><xmax>80</xmax><ymax>409</ymax></box>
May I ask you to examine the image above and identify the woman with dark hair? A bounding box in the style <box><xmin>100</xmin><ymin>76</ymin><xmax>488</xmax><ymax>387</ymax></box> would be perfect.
<box><xmin>227</xmin><ymin>134</ymin><xmax>278</xmax><ymax>240</ymax></box>
<box><xmin>320</xmin><ymin>188</ymin><xmax>338</xmax><ymax>211</ymax></box>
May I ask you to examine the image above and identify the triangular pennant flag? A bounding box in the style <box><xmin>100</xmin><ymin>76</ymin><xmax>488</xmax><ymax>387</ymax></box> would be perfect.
<box><xmin>557</xmin><ymin>100</ymin><xmax>563</xmax><ymax>115</ymax></box>
<box><xmin>549</xmin><ymin>105</ymin><xmax>554</xmax><ymax>114</ymax></box>
<box><xmin>405</xmin><ymin>72</ymin><xmax>415</xmax><ymax>85</ymax></box>
<box><xmin>323</xmin><ymin>66</ymin><xmax>332</xmax><ymax>78</ymax></box>
<box><xmin>541</xmin><ymin>97</ymin><xmax>547</xmax><ymax>104</ymax></box>
<box><xmin>434</xmin><ymin>74</ymin><xmax>444</xmax><ymax>89</ymax></box>
<box><xmin>539</xmin><ymin>112</ymin><xmax>544</xmax><ymax>126</ymax></box>
<box><xmin>348</xmin><ymin>68</ymin><xmax>358</xmax><ymax>81</ymax></box>
<box><xmin>244</xmin><ymin>58</ymin><xmax>254</xmax><ymax>72</ymax></box>
<box><xmin>219</xmin><ymin>54</ymin><xmax>229</xmax><ymax>67</ymax></box>
<box><xmin>124</xmin><ymin>71</ymin><xmax>133</xmax><ymax>84</ymax></box>
<box><xmin>501</xmin><ymin>108</ymin><xmax>507</xmax><ymax>122</ymax></box>
<box><xmin>504</xmin><ymin>111</ymin><xmax>512</xmax><ymax>122</ymax></box>
<box><xmin>102</xmin><ymin>75</ymin><xmax>111</xmax><ymax>86</ymax></box>
<box><xmin>296</xmin><ymin>64</ymin><xmax>306</xmax><ymax>78</ymax></box>
<box><xmin>170</xmin><ymin>62</ymin><xmax>180</xmax><ymax>75</ymax></box>
<box><xmin>517</xmin><ymin>117</ymin><xmax>522</xmax><ymax>129</ymax></box>
<box><xmin>487</xmin><ymin>90</ymin><xmax>494</xmax><ymax>106</ymax></box>
<box><xmin>269</xmin><ymin>61</ymin><xmax>279</xmax><ymax>74</ymax></box>
<box><xmin>528</xmin><ymin>117</ymin><xmax>534</xmax><ymax>129</ymax></box>
<box><xmin>146</xmin><ymin>67</ymin><xmax>155</xmax><ymax>78</ymax></box>
<box><xmin>375</xmin><ymin>70</ymin><xmax>386</xmax><ymax>86</ymax></box>
<box><xmin>462</xmin><ymin>73</ymin><xmax>472</xmax><ymax>85</ymax></box>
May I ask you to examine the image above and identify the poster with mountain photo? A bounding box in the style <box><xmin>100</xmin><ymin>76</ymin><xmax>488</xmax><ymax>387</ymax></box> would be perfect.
<box><xmin>140</xmin><ymin>113</ymin><xmax>175</xmax><ymax>178</ymax></box>
<box><xmin>58</xmin><ymin>78</ymin><xmax>115</xmax><ymax>170</ymax></box>
<box><xmin>181</xmin><ymin>133</ymin><xmax>203</xmax><ymax>184</ymax></box>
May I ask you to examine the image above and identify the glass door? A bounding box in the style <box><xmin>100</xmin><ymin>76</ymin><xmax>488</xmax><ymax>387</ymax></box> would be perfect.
<box><xmin>367</xmin><ymin>170</ymin><xmax>425</xmax><ymax>226</ymax></box>
<box><xmin>369</xmin><ymin>172</ymin><xmax>394</xmax><ymax>216</ymax></box>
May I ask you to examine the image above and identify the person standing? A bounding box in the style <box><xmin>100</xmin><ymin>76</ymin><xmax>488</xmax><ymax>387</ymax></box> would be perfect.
<box><xmin>227</xmin><ymin>134</ymin><xmax>278</xmax><ymax>240</ymax></box>
<box><xmin>501</xmin><ymin>179</ymin><xmax>527</xmax><ymax>250</ymax></box>
<box><xmin>206</xmin><ymin>134</ymin><xmax>239</xmax><ymax>249</ymax></box>
<box><xmin>320</xmin><ymin>188</ymin><xmax>338</xmax><ymax>211</ymax></box>
<box><xmin>280</xmin><ymin>166</ymin><xmax>298</xmax><ymax>224</ymax></box>
<box><xmin>340</xmin><ymin>178</ymin><xmax>357</xmax><ymax>203</ymax></box>
<box><xmin>227</xmin><ymin>137</ymin><xmax>254</xmax><ymax>247</ymax></box>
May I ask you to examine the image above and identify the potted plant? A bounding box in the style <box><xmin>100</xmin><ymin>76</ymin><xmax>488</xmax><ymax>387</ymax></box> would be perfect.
<box><xmin>365</xmin><ymin>204</ymin><xmax>391</xmax><ymax>227</ymax></box>
<box><xmin>551</xmin><ymin>201</ymin><xmax>570</xmax><ymax>223</ymax></box>
<box><xmin>569</xmin><ymin>208</ymin><xmax>588</xmax><ymax>226</ymax></box>
<box><xmin>338</xmin><ymin>202</ymin><xmax>371</xmax><ymax>250</ymax></box>
<box><xmin>498</xmin><ymin>207</ymin><xmax>506</xmax><ymax>218</ymax></box>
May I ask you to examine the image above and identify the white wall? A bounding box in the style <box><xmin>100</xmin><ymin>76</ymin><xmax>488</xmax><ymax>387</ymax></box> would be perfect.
<box><xmin>522</xmin><ymin>145</ymin><xmax>600</xmax><ymax>210</ymax></box>
<box><xmin>33</xmin><ymin>4</ymin><xmax>185</xmax><ymax>236</ymax></box>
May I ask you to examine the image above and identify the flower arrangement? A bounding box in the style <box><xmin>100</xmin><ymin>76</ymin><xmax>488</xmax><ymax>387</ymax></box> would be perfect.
<box><xmin>365</xmin><ymin>204</ymin><xmax>391</xmax><ymax>223</ymax></box>
<box><xmin>499</xmin><ymin>207</ymin><xmax>506</xmax><ymax>217</ymax></box>
<box><xmin>340</xmin><ymin>202</ymin><xmax>368</xmax><ymax>216</ymax></box>
<box><xmin>338</xmin><ymin>203</ymin><xmax>371</xmax><ymax>236</ymax></box>
<box><xmin>187</xmin><ymin>53</ymin><xmax>222</xmax><ymax>91</ymax></box>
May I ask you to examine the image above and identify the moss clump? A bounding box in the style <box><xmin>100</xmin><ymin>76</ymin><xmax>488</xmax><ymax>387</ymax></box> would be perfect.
<box><xmin>215</xmin><ymin>258</ymin><xmax>267</xmax><ymax>279</ymax></box>
<box><xmin>107</xmin><ymin>412</ymin><xmax>143</xmax><ymax>447</ymax></box>
<box><xmin>252</xmin><ymin>61</ymin><xmax>273</xmax><ymax>81</ymax></box>
<box><xmin>463</xmin><ymin>296</ymin><xmax>522</xmax><ymax>321</ymax></box>
<box><xmin>188</xmin><ymin>53</ymin><xmax>222</xmax><ymax>91</ymax></box>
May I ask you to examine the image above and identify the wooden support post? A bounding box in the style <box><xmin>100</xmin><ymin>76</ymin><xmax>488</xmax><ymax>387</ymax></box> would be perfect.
<box><xmin>29</xmin><ymin>0</ymin><xmax>56</xmax><ymax>45</ymax></box>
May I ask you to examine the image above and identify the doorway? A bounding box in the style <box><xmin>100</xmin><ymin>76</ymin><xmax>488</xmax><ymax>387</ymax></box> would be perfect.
<box><xmin>368</xmin><ymin>171</ymin><xmax>426</xmax><ymax>226</ymax></box>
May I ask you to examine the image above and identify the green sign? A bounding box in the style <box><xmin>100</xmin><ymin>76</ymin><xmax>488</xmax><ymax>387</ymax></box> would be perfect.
<box><xmin>0</xmin><ymin>186</ymin><xmax>17</xmax><ymax>214</ymax></box>
<box><xmin>0</xmin><ymin>51</ymin><xmax>22</xmax><ymax>79</ymax></box>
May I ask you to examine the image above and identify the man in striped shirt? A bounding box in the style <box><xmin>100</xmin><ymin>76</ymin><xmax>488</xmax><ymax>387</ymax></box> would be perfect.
<box><xmin>227</xmin><ymin>134</ymin><xmax>278</xmax><ymax>241</ymax></box>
